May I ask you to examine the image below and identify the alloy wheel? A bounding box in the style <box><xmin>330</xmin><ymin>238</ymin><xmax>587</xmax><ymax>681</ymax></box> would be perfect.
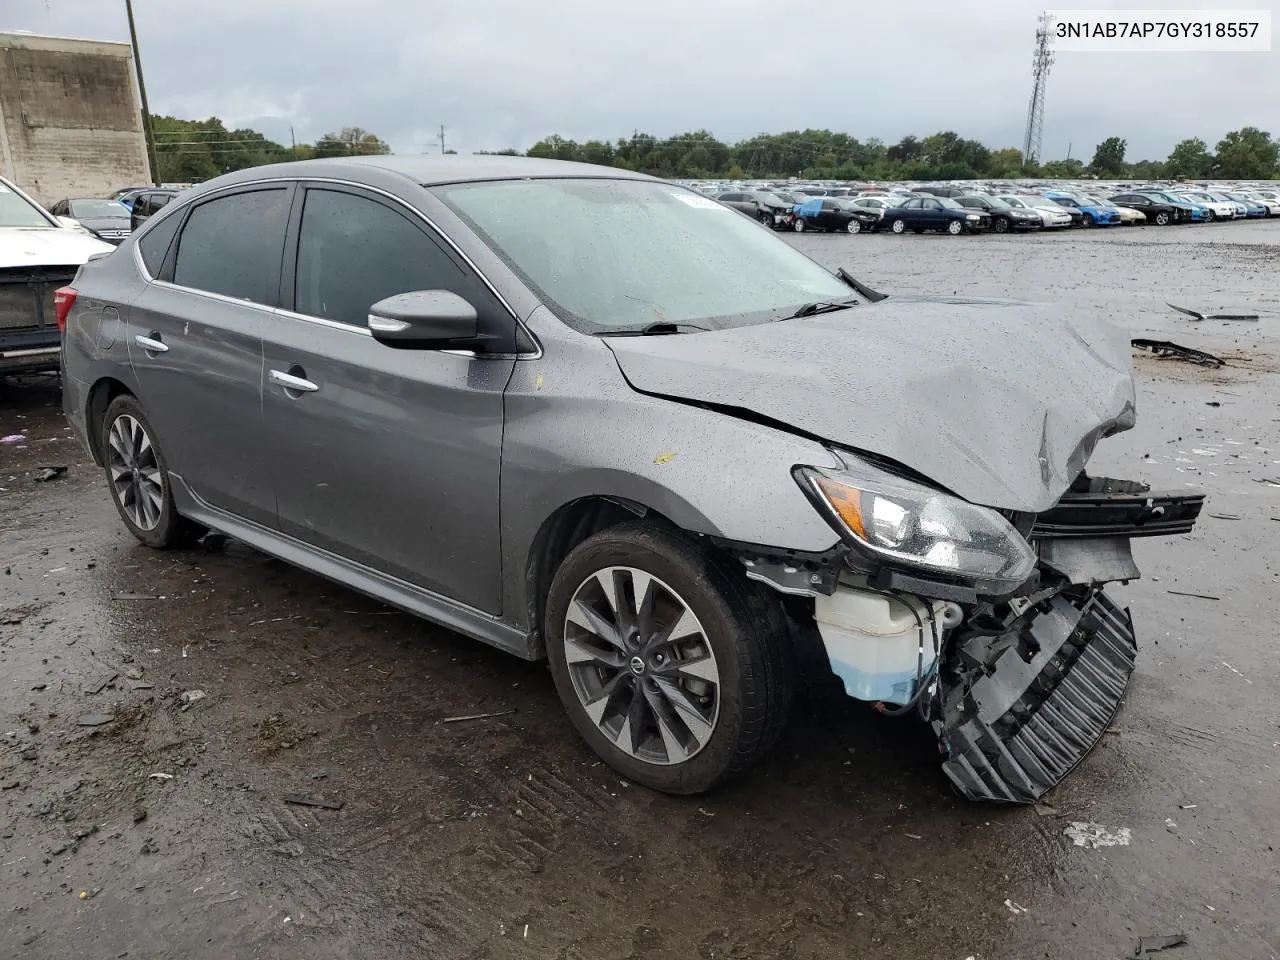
<box><xmin>947</xmin><ymin>219</ymin><xmax>963</xmax><ymax>235</ymax></box>
<box><xmin>846</xmin><ymin>219</ymin><xmax>861</xmax><ymax>234</ymax></box>
<box><xmin>563</xmin><ymin>566</ymin><xmax>720</xmax><ymax>765</ymax></box>
<box><xmin>891</xmin><ymin>219</ymin><xmax>905</xmax><ymax>234</ymax></box>
<box><xmin>107</xmin><ymin>414</ymin><xmax>164</xmax><ymax>531</ymax></box>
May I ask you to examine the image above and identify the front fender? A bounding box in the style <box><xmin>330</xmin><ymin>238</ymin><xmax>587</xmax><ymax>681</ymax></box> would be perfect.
<box><xmin>499</xmin><ymin>310</ymin><xmax>844</xmax><ymax>630</ymax></box>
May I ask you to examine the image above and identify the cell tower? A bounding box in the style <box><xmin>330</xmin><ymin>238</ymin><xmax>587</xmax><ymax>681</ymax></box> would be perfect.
<box><xmin>1022</xmin><ymin>13</ymin><xmax>1055</xmax><ymax>165</ymax></box>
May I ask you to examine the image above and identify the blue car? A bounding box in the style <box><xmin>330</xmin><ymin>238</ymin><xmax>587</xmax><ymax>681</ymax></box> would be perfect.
<box><xmin>1137</xmin><ymin>190</ymin><xmax>1209</xmax><ymax>222</ymax></box>
<box><xmin>1224</xmin><ymin>193</ymin><xmax>1269</xmax><ymax>218</ymax></box>
<box><xmin>1046</xmin><ymin>192</ymin><xmax>1120</xmax><ymax>226</ymax></box>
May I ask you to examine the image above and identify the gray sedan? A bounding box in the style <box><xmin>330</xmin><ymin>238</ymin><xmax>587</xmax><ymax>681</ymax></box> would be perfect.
<box><xmin>59</xmin><ymin>157</ymin><xmax>1202</xmax><ymax>800</ymax></box>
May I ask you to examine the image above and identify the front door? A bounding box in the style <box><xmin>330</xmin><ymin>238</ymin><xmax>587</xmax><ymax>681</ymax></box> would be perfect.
<box><xmin>127</xmin><ymin>185</ymin><xmax>292</xmax><ymax>526</ymax></box>
<box><xmin>259</xmin><ymin>184</ymin><xmax>515</xmax><ymax>614</ymax></box>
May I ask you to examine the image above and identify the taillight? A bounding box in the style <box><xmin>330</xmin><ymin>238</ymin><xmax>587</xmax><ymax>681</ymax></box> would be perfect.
<box><xmin>54</xmin><ymin>287</ymin><xmax>78</xmax><ymax>334</ymax></box>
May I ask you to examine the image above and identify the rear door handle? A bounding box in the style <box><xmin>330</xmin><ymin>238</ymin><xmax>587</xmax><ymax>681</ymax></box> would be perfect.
<box><xmin>269</xmin><ymin>369</ymin><xmax>319</xmax><ymax>393</ymax></box>
<box><xmin>134</xmin><ymin>334</ymin><xmax>168</xmax><ymax>354</ymax></box>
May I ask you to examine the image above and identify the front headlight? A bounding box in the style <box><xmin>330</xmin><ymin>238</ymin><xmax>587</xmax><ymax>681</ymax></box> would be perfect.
<box><xmin>966</xmin><ymin>214</ymin><xmax>979</xmax><ymax>220</ymax></box>
<box><xmin>797</xmin><ymin>461</ymin><xmax>1036</xmax><ymax>593</ymax></box>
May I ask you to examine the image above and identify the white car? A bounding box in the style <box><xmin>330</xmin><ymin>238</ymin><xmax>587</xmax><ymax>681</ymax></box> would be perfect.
<box><xmin>1202</xmin><ymin>192</ymin><xmax>1248</xmax><ymax>218</ymax></box>
<box><xmin>1241</xmin><ymin>190</ymin><xmax>1280</xmax><ymax>215</ymax></box>
<box><xmin>850</xmin><ymin>196</ymin><xmax>896</xmax><ymax>218</ymax></box>
<box><xmin>998</xmin><ymin>195</ymin><xmax>1072</xmax><ymax>228</ymax></box>
<box><xmin>1176</xmin><ymin>191</ymin><xmax>1236</xmax><ymax>220</ymax></box>
<box><xmin>1</xmin><ymin>176</ymin><xmax>115</xmax><ymax>374</ymax></box>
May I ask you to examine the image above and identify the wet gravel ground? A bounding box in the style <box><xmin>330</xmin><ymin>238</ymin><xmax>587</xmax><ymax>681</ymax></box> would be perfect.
<box><xmin>2</xmin><ymin>221</ymin><xmax>1279</xmax><ymax>960</ymax></box>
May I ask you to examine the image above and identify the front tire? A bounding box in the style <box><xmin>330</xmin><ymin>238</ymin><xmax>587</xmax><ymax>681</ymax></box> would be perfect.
<box><xmin>992</xmin><ymin>216</ymin><xmax>1009</xmax><ymax>234</ymax></box>
<box><xmin>846</xmin><ymin>219</ymin><xmax>862</xmax><ymax>234</ymax></box>
<box><xmin>545</xmin><ymin>524</ymin><xmax>794</xmax><ymax>794</ymax></box>
<box><xmin>100</xmin><ymin>394</ymin><xmax>204</xmax><ymax>548</ymax></box>
<box><xmin>1155</xmin><ymin>211</ymin><xmax>1171</xmax><ymax>226</ymax></box>
<box><xmin>946</xmin><ymin>219</ymin><xmax>963</xmax><ymax>236</ymax></box>
<box><xmin>759</xmin><ymin>213</ymin><xmax>773</xmax><ymax>228</ymax></box>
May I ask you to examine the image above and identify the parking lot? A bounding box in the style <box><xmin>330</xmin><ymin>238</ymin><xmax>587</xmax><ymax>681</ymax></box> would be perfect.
<box><xmin>2</xmin><ymin>221</ymin><xmax>1278</xmax><ymax>960</ymax></box>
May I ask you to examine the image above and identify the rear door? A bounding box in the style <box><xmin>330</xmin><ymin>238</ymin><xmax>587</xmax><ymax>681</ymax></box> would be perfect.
<box><xmin>127</xmin><ymin>184</ymin><xmax>291</xmax><ymax>525</ymax></box>
<box><xmin>259</xmin><ymin>183</ymin><xmax>515</xmax><ymax>613</ymax></box>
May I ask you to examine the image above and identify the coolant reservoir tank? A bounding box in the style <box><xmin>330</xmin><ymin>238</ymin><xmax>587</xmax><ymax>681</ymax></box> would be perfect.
<box><xmin>813</xmin><ymin>585</ymin><xmax>952</xmax><ymax>706</ymax></box>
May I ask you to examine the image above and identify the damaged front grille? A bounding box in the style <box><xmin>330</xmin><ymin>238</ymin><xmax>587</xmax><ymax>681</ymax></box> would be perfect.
<box><xmin>0</xmin><ymin>266</ymin><xmax>78</xmax><ymax>331</ymax></box>
<box><xmin>936</xmin><ymin>589</ymin><xmax>1136</xmax><ymax>803</ymax></box>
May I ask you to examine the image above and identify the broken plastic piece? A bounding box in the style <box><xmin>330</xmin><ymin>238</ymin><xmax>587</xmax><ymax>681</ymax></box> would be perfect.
<box><xmin>1131</xmin><ymin>339</ymin><xmax>1223</xmax><ymax>367</ymax></box>
<box><xmin>1166</xmin><ymin>303</ymin><xmax>1258</xmax><ymax>322</ymax></box>
<box><xmin>1134</xmin><ymin>932</ymin><xmax>1188</xmax><ymax>957</ymax></box>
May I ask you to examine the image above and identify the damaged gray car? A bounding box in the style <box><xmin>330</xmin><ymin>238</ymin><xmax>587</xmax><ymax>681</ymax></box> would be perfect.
<box><xmin>59</xmin><ymin>157</ymin><xmax>1203</xmax><ymax>801</ymax></box>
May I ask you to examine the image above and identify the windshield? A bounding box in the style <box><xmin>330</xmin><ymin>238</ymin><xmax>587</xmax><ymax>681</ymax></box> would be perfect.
<box><xmin>0</xmin><ymin>182</ymin><xmax>56</xmax><ymax>228</ymax></box>
<box><xmin>978</xmin><ymin>198</ymin><xmax>1012</xmax><ymax>211</ymax></box>
<box><xmin>997</xmin><ymin>196</ymin><xmax>1026</xmax><ymax>208</ymax></box>
<box><xmin>69</xmin><ymin>199</ymin><xmax>130</xmax><ymax>219</ymax></box>
<box><xmin>1028</xmin><ymin>197</ymin><xmax>1066</xmax><ymax>210</ymax></box>
<box><xmin>1142</xmin><ymin>192</ymin><xmax>1177</xmax><ymax>203</ymax></box>
<box><xmin>1081</xmin><ymin>196</ymin><xmax>1109</xmax><ymax>207</ymax></box>
<box><xmin>434</xmin><ymin>178</ymin><xmax>854</xmax><ymax>333</ymax></box>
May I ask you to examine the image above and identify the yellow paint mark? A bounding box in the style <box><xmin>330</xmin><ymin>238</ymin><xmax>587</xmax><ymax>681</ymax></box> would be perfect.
<box><xmin>534</xmin><ymin>374</ymin><xmax>545</xmax><ymax>390</ymax></box>
<box><xmin>653</xmin><ymin>451</ymin><xmax>677</xmax><ymax>465</ymax></box>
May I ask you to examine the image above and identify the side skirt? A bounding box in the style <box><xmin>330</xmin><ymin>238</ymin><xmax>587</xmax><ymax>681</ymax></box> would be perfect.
<box><xmin>169</xmin><ymin>475</ymin><xmax>537</xmax><ymax>661</ymax></box>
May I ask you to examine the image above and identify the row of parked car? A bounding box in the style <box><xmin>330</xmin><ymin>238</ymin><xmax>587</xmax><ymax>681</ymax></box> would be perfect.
<box><xmin>41</xmin><ymin>185</ymin><xmax>185</xmax><ymax>247</ymax></box>
<box><xmin>713</xmin><ymin>183</ymin><xmax>1280</xmax><ymax>236</ymax></box>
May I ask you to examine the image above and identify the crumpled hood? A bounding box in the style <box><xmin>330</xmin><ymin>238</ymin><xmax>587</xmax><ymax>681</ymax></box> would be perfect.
<box><xmin>605</xmin><ymin>295</ymin><xmax>1136</xmax><ymax>513</ymax></box>
<box><xmin>0</xmin><ymin>227</ymin><xmax>115</xmax><ymax>268</ymax></box>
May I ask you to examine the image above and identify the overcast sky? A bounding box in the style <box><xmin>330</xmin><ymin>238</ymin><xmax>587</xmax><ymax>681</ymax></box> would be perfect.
<box><xmin>5</xmin><ymin>0</ymin><xmax>1277</xmax><ymax>162</ymax></box>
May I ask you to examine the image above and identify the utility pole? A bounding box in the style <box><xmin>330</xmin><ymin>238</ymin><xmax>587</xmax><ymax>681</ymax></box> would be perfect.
<box><xmin>124</xmin><ymin>0</ymin><xmax>160</xmax><ymax>186</ymax></box>
<box><xmin>438</xmin><ymin>124</ymin><xmax>447</xmax><ymax>154</ymax></box>
<box><xmin>290</xmin><ymin>126</ymin><xmax>297</xmax><ymax>160</ymax></box>
<box><xmin>1021</xmin><ymin>12</ymin><xmax>1055</xmax><ymax>167</ymax></box>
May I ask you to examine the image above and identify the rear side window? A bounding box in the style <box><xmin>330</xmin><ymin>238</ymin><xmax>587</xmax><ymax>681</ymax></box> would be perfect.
<box><xmin>138</xmin><ymin>212</ymin><xmax>181</xmax><ymax>277</ymax></box>
<box><xmin>173</xmin><ymin>188</ymin><xmax>290</xmax><ymax>304</ymax></box>
<box><xmin>293</xmin><ymin>189</ymin><xmax>466</xmax><ymax>327</ymax></box>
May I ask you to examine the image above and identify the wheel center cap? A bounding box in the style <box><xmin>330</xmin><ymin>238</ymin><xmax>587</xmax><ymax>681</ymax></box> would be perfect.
<box><xmin>629</xmin><ymin>656</ymin><xmax>646</xmax><ymax>676</ymax></box>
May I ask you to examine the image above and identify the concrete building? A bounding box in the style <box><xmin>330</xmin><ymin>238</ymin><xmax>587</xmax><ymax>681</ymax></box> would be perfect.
<box><xmin>0</xmin><ymin>31</ymin><xmax>151</xmax><ymax>205</ymax></box>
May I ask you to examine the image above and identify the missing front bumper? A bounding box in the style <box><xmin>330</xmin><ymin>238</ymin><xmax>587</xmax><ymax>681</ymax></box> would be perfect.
<box><xmin>937</xmin><ymin>589</ymin><xmax>1136</xmax><ymax>803</ymax></box>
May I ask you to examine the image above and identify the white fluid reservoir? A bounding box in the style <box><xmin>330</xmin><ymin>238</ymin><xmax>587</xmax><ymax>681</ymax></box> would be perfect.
<box><xmin>812</xmin><ymin>584</ymin><xmax>953</xmax><ymax>706</ymax></box>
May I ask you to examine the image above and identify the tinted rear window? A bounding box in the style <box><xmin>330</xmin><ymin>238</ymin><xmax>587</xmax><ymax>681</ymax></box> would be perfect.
<box><xmin>138</xmin><ymin>212</ymin><xmax>181</xmax><ymax>277</ymax></box>
<box><xmin>173</xmin><ymin>188</ymin><xmax>290</xmax><ymax>304</ymax></box>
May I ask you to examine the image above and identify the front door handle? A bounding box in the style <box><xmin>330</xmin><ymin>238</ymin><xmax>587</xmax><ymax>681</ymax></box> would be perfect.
<box><xmin>269</xmin><ymin>368</ymin><xmax>319</xmax><ymax>393</ymax></box>
<box><xmin>134</xmin><ymin>333</ymin><xmax>168</xmax><ymax>354</ymax></box>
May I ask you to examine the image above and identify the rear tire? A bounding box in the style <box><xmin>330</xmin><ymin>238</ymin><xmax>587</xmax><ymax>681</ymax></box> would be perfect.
<box><xmin>890</xmin><ymin>219</ymin><xmax>906</xmax><ymax>234</ymax></box>
<box><xmin>793</xmin><ymin>218</ymin><xmax>807</xmax><ymax>233</ymax></box>
<box><xmin>100</xmin><ymin>394</ymin><xmax>205</xmax><ymax>549</ymax></box>
<box><xmin>759</xmin><ymin>213</ymin><xmax>773</xmax><ymax>228</ymax></box>
<box><xmin>545</xmin><ymin>524</ymin><xmax>794</xmax><ymax>795</ymax></box>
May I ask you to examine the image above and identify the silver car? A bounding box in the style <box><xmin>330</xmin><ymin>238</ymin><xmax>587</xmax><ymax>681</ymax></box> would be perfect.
<box><xmin>60</xmin><ymin>157</ymin><xmax>1203</xmax><ymax>801</ymax></box>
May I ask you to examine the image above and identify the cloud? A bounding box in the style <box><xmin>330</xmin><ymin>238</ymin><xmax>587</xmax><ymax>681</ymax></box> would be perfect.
<box><xmin>5</xmin><ymin>0</ymin><xmax>1278</xmax><ymax>160</ymax></box>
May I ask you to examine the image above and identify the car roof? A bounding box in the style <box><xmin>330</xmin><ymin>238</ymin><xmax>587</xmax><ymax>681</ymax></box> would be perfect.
<box><xmin>198</xmin><ymin>155</ymin><xmax>656</xmax><ymax>194</ymax></box>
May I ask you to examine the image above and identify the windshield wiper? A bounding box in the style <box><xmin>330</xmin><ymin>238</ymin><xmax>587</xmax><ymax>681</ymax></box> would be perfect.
<box><xmin>598</xmin><ymin>322</ymin><xmax>710</xmax><ymax>337</ymax></box>
<box><xmin>786</xmin><ymin>298</ymin><xmax>860</xmax><ymax>319</ymax></box>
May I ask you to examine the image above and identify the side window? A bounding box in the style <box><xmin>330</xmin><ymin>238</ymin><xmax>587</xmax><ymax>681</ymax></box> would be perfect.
<box><xmin>173</xmin><ymin>188</ymin><xmax>290</xmax><ymax>304</ymax></box>
<box><xmin>924</xmin><ymin>199</ymin><xmax>941</xmax><ymax>209</ymax></box>
<box><xmin>821</xmin><ymin>200</ymin><xmax>837</xmax><ymax>210</ymax></box>
<box><xmin>134</xmin><ymin>195</ymin><xmax>154</xmax><ymax>217</ymax></box>
<box><xmin>294</xmin><ymin>188</ymin><xmax>469</xmax><ymax>328</ymax></box>
<box><xmin>137</xmin><ymin>211</ymin><xmax>181</xmax><ymax>278</ymax></box>
<box><xmin>153</xmin><ymin>194</ymin><xmax>171</xmax><ymax>210</ymax></box>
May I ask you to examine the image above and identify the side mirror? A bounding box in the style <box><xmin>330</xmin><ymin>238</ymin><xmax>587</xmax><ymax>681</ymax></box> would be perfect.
<box><xmin>367</xmin><ymin>290</ymin><xmax>482</xmax><ymax>350</ymax></box>
<box><xmin>57</xmin><ymin>216</ymin><xmax>88</xmax><ymax>232</ymax></box>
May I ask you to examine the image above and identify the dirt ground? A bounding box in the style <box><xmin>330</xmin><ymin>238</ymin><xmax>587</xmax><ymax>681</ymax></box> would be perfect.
<box><xmin>2</xmin><ymin>221</ymin><xmax>1278</xmax><ymax>960</ymax></box>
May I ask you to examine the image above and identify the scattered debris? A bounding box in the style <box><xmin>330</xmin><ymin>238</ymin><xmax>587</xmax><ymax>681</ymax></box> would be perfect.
<box><xmin>697</xmin><ymin>807</ymin><xmax>715</xmax><ymax>818</ymax></box>
<box><xmin>112</xmin><ymin>593</ymin><xmax>159</xmax><ymax>601</ymax></box>
<box><xmin>1134</xmin><ymin>932</ymin><xmax>1188</xmax><ymax>957</ymax></box>
<box><xmin>1064</xmin><ymin>822</ymin><xmax>1132</xmax><ymax>849</ymax></box>
<box><xmin>1218</xmin><ymin>661</ymin><xmax>1252</xmax><ymax>683</ymax></box>
<box><xmin>1131</xmin><ymin>339</ymin><xmax>1224</xmax><ymax>368</ymax></box>
<box><xmin>179</xmin><ymin>690</ymin><xmax>207</xmax><ymax>710</ymax></box>
<box><xmin>0</xmin><ymin>433</ymin><xmax>25</xmax><ymax>444</ymax></box>
<box><xmin>904</xmin><ymin>833</ymin><xmax>922</xmax><ymax>840</ymax></box>
<box><xmin>1034</xmin><ymin>802</ymin><xmax>1061</xmax><ymax>817</ymax></box>
<box><xmin>148</xmin><ymin>772</ymin><xmax>174</xmax><ymax>781</ymax></box>
<box><xmin>83</xmin><ymin>672</ymin><xmax>118</xmax><ymax>695</ymax></box>
<box><xmin>127</xmin><ymin>679</ymin><xmax>156</xmax><ymax>691</ymax></box>
<box><xmin>1205</xmin><ymin>401</ymin><xmax>1221</xmax><ymax>407</ymax></box>
<box><xmin>1255</xmin><ymin>478</ymin><xmax>1280</xmax><ymax>488</ymax></box>
<box><xmin>653</xmin><ymin>451</ymin><xmax>678</xmax><ymax>465</ymax></box>
<box><xmin>1206</xmin><ymin>513</ymin><xmax>1239</xmax><ymax>520</ymax></box>
<box><xmin>1</xmin><ymin>780</ymin><xmax>19</xmax><ymax>790</ymax></box>
<box><xmin>1004</xmin><ymin>898</ymin><xmax>1028</xmax><ymax>915</ymax></box>
<box><xmin>1167</xmin><ymin>303</ymin><xmax>1259</xmax><ymax>322</ymax></box>
<box><xmin>76</xmin><ymin>714</ymin><xmax>114</xmax><ymax>727</ymax></box>
<box><xmin>1166</xmin><ymin>590</ymin><xmax>1220</xmax><ymax>601</ymax></box>
<box><xmin>282</xmin><ymin>793</ymin><xmax>345</xmax><ymax>811</ymax></box>
<box><xmin>441</xmin><ymin>709</ymin><xmax>516</xmax><ymax>724</ymax></box>
<box><xmin>33</xmin><ymin>466</ymin><xmax>68</xmax><ymax>482</ymax></box>
<box><xmin>207</xmin><ymin>891</ymin><xmax>242</xmax><ymax>905</ymax></box>
<box><xmin>1180</xmin><ymin>804</ymin><xmax>1198</xmax><ymax>810</ymax></box>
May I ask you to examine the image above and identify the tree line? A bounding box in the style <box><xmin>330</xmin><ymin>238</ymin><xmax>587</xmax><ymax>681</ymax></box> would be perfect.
<box><xmin>148</xmin><ymin>115</ymin><xmax>1279</xmax><ymax>184</ymax></box>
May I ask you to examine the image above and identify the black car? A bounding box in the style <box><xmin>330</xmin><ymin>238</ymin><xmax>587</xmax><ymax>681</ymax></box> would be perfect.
<box><xmin>1108</xmin><ymin>193</ymin><xmax>1186</xmax><ymax>226</ymax></box>
<box><xmin>715</xmin><ymin>190</ymin><xmax>795</xmax><ymax>229</ymax></box>
<box><xmin>956</xmin><ymin>195</ymin><xmax>1041</xmax><ymax>233</ymax></box>
<box><xmin>48</xmin><ymin>198</ymin><xmax>133</xmax><ymax>244</ymax></box>
<box><xmin>882</xmin><ymin>196</ymin><xmax>990</xmax><ymax>235</ymax></box>
<box><xmin>916</xmin><ymin>185</ymin><xmax>967</xmax><ymax>198</ymax></box>
<box><xmin>129</xmin><ymin>189</ymin><xmax>182</xmax><ymax>231</ymax></box>
<box><xmin>791</xmin><ymin>198</ymin><xmax>880</xmax><ymax>234</ymax></box>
